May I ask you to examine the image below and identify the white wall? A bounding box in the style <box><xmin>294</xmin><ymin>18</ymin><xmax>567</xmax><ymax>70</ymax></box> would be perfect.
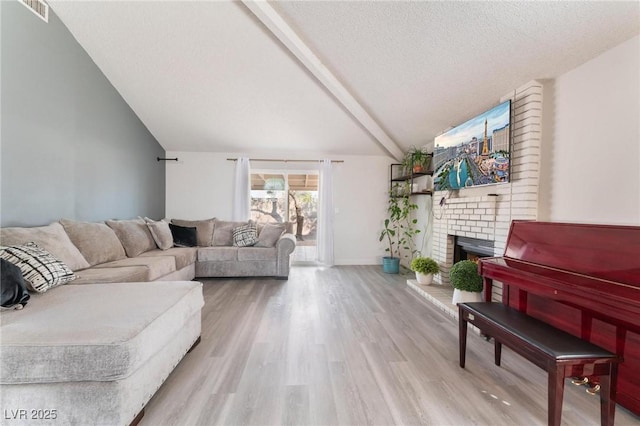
<box><xmin>165</xmin><ymin>152</ymin><xmax>236</xmax><ymax>220</ymax></box>
<box><xmin>165</xmin><ymin>152</ymin><xmax>394</xmax><ymax>265</ymax></box>
<box><xmin>540</xmin><ymin>35</ymin><xmax>640</xmax><ymax>225</ymax></box>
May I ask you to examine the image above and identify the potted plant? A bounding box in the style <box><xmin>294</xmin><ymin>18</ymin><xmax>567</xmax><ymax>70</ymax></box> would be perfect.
<box><xmin>379</xmin><ymin>182</ymin><xmax>419</xmax><ymax>274</ymax></box>
<box><xmin>410</xmin><ymin>256</ymin><xmax>439</xmax><ymax>285</ymax></box>
<box><xmin>449</xmin><ymin>259</ymin><xmax>483</xmax><ymax>304</ymax></box>
<box><xmin>406</xmin><ymin>146</ymin><xmax>431</xmax><ymax>174</ymax></box>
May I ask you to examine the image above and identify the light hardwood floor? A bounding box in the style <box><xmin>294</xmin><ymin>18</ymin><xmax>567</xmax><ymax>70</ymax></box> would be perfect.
<box><xmin>140</xmin><ymin>266</ymin><xmax>639</xmax><ymax>425</ymax></box>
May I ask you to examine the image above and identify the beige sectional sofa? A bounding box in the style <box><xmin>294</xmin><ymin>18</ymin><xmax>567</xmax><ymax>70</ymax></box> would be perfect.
<box><xmin>50</xmin><ymin>217</ymin><xmax>296</xmax><ymax>283</ymax></box>
<box><xmin>0</xmin><ymin>217</ymin><xmax>295</xmax><ymax>425</ymax></box>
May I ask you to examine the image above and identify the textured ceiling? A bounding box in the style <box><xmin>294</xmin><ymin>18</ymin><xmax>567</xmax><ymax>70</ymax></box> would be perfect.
<box><xmin>48</xmin><ymin>1</ymin><xmax>639</xmax><ymax>158</ymax></box>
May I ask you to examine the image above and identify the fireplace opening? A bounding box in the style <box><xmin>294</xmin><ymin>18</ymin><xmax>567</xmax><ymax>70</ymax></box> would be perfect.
<box><xmin>454</xmin><ymin>236</ymin><xmax>495</xmax><ymax>263</ymax></box>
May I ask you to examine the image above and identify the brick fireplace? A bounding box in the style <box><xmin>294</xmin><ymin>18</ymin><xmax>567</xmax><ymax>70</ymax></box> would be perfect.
<box><xmin>429</xmin><ymin>80</ymin><xmax>543</xmax><ymax>302</ymax></box>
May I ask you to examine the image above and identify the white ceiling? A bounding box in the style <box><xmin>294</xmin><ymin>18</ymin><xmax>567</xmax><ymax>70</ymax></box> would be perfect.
<box><xmin>49</xmin><ymin>1</ymin><xmax>639</xmax><ymax>160</ymax></box>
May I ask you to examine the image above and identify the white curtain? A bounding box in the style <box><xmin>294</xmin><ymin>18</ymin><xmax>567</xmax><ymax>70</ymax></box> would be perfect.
<box><xmin>317</xmin><ymin>159</ymin><xmax>334</xmax><ymax>266</ymax></box>
<box><xmin>232</xmin><ymin>157</ymin><xmax>251</xmax><ymax>221</ymax></box>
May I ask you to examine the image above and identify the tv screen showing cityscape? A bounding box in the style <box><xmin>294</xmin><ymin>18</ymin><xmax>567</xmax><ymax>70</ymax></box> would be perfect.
<box><xmin>433</xmin><ymin>100</ymin><xmax>511</xmax><ymax>191</ymax></box>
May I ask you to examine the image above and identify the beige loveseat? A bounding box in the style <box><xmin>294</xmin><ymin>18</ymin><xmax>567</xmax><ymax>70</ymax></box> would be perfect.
<box><xmin>0</xmin><ymin>217</ymin><xmax>295</xmax><ymax>425</ymax></box>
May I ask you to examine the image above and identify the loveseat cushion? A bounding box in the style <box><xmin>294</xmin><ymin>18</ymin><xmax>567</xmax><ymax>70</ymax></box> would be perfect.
<box><xmin>171</xmin><ymin>218</ymin><xmax>215</xmax><ymax>247</ymax></box>
<box><xmin>106</xmin><ymin>218</ymin><xmax>156</xmax><ymax>258</ymax></box>
<box><xmin>197</xmin><ymin>247</ymin><xmax>238</xmax><ymax>262</ymax></box>
<box><xmin>0</xmin><ymin>222</ymin><xmax>90</xmax><ymax>271</ymax></box>
<box><xmin>212</xmin><ymin>219</ymin><xmax>247</xmax><ymax>246</ymax></box>
<box><xmin>140</xmin><ymin>247</ymin><xmax>197</xmax><ymax>270</ymax></box>
<box><xmin>72</xmin><ymin>265</ymin><xmax>150</xmax><ymax>284</ymax></box>
<box><xmin>237</xmin><ymin>247</ymin><xmax>277</xmax><ymax>261</ymax></box>
<box><xmin>0</xmin><ymin>281</ymin><xmax>204</xmax><ymax>384</ymax></box>
<box><xmin>255</xmin><ymin>223</ymin><xmax>286</xmax><ymax>248</ymax></box>
<box><xmin>95</xmin><ymin>256</ymin><xmax>175</xmax><ymax>281</ymax></box>
<box><xmin>59</xmin><ymin>219</ymin><xmax>126</xmax><ymax>266</ymax></box>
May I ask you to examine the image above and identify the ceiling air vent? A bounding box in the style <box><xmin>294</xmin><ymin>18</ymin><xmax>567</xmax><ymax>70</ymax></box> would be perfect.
<box><xmin>19</xmin><ymin>0</ymin><xmax>49</xmax><ymax>23</ymax></box>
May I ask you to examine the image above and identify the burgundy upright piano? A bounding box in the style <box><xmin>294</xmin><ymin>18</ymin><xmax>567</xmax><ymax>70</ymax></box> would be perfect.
<box><xmin>479</xmin><ymin>221</ymin><xmax>640</xmax><ymax>416</ymax></box>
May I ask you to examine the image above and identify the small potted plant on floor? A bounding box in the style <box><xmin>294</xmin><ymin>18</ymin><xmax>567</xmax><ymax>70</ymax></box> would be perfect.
<box><xmin>449</xmin><ymin>259</ymin><xmax>483</xmax><ymax>304</ymax></box>
<box><xmin>410</xmin><ymin>256</ymin><xmax>439</xmax><ymax>285</ymax></box>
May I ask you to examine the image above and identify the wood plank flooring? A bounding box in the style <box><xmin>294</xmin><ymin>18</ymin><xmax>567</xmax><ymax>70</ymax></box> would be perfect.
<box><xmin>140</xmin><ymin>266</ymin><xmax>640</xmax><ymax>425</ymax></box>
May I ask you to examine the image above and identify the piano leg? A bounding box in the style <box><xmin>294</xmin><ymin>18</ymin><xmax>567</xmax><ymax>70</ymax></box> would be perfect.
<box><xmin>599</xmin><ymin>363</ymin><xmax>618</xmax><ymax>426</ymax></box>
<box><xmin>494</xmin><ymin>340</ymin><xmax>502</xmax><ymax>366</ymax></box>
<box><xmin>459</xmin><ymin>306</ymin><xmax>467</xmax><ymax>368</ymax></box>
<box><xmin>548</xmin><ymin>365</ymin><xmax>565</xmax><ymax>426</ymax></box>
<box><xmin>483</xmin><ymin>277</ymin><xmax>493</xmax><ymax>302</ymax></box>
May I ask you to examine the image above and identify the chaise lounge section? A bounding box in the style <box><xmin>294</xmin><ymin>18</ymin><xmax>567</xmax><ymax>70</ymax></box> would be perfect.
<box><xmin>1</xmin><ymin>281</ymin><xmax>203</xmax><ymax>425</ymax></box>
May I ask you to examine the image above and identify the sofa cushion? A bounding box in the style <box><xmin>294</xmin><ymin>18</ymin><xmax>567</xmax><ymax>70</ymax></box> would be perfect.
<box><xmin>212</xmin><ymin>219</ymin><xmax>247</xmax><ymax>246</ymax></box>
<box><xmin>171</xmin><ymin>218</ymin><xmax>215</xmax><ymax>247</ymax></box>
<box><xmin>197</xmin><ymin>247</ymin><xmax>238</xmax><ymax>262</ymax></box>
<box><xmin>232</xmin><ymin>222</ymin><xmax>258</xmax><ymax>247</ymax></box>
<box><xmin>0</xmin><ymin>281</ymin><xmax>204</xmax><ymax>384</ymax></box>
<box><xmin>237</xmin><ymin>247</ymin><xmax>277</xmax><ymax>261</ymax></box>
<box><xmin>1</xmin><ymin>222</ymin><xmax>90</xmax><ymax>271</ymax></box>
<box><xmin>144</xmin><ymin>218</ymin><xmax>174</xmax><ymax>250</ymax></box>
<box><xmin>60</xmin><ymin>219</ymin><xmax>126</xmax><ymax>266</ymax></box>
<box><xmin>140</xmin><ymin>247</ymin><xmax>197</xmax><ymax>271</ymax></box>
<box><xmin>169</xmin><ymin>224</ymin><xmax>197</xmax><ymax>247</ymax></box>
<box><xmin>72</xmin><ymin>266</ymin><xmax>150</xmax><ymax>285</ymax></box>
<box><xmin>95</xmin><ymin>256</ymin><xmax>175</xmax><ymax>281</ymax></box>
<box><xmin>255</xmin><ymin>223</ymin><xmax>286</xmax><ymax>248</ymax></box>
<box><xmin>0</xmin><ymin>242</ymin><xmax>77</xmax><ymax>292</ymax></box>
<box><xmin>106</xmin><ymin>219</ymin><xmax>156</xmax><ymax>258</ymax></box>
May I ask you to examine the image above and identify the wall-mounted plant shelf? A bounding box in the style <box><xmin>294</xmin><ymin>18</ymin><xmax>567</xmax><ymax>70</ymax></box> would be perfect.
<box><xmin>390</xmin><ymin>163</ymin><xmax>433</xmax><ymax>196</ymax></box>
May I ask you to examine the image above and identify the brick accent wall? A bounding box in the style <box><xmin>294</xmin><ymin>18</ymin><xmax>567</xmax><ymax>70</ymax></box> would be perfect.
<box><xmin>430</xmin><ymin>80</ymin><xmax>543</xmax><ymax>301</ymax></box>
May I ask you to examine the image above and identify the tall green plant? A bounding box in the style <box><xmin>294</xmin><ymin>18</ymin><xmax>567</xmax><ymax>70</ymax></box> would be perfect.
<box><xmin>379</xmin><ymin>182</ymin><xmax>420</xmax><ymax>262</ymax></box>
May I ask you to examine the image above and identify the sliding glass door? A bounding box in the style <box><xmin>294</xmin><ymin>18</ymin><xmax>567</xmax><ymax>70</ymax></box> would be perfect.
<box><xmin>250</xmin><ymin>171</ymin><xmax>318</xmax><ymax>263</ymax></box>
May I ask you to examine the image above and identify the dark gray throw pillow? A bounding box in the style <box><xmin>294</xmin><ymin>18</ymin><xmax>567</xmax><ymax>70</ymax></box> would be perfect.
<box><xmin>169</xmin><ymin>224</ymin><xmax>197</xmax><ymax>247</ymax></box>
<box><xmin>1</xmin><ymin>258</ymin><xmax>30</xmax><ymax>309</ymax></box>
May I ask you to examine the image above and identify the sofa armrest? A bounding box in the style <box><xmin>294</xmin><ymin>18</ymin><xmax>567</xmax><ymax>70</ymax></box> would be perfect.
<box><xmin>275</xmin><ymin>233</ymin><xmax>296</xmax><ymax>278</ymax></box>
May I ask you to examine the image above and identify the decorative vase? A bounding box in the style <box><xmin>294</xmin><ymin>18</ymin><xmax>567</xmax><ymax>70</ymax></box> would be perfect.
<box><xmin>416</xmin><ymin>272</ymin><xmax>433</xmax><ymax>285</ymax></box>
<box><xmin>382</xmin><ymin>257</ymin><xmax>400</xmax><ymax>274</ymax></box>
<box><xmin>452</xmin><ymin>289</ymin><xmax>482</xmax><ymax>305</ymax></box>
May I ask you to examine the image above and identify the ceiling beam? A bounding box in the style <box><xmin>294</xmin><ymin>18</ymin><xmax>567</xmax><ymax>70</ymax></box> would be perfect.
<box><xmin>242</xmin><ymin>0</ymin><xmax>405</xmax><ymax>161</ymax></box>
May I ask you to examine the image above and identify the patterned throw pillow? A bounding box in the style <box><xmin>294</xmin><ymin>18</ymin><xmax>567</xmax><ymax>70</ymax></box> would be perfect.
<box><xmin>232</xmin><ymin>223</ymin><xmax>258</xmax><ymax>247</ymax></box>
<box><xmin>0</xmin><ymin>242</ymin><xmax>77</xmax><ymax>293</ymax></box>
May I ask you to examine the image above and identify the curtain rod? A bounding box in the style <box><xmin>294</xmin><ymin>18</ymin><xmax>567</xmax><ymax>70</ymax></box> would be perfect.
<box><xmin>227</xmin><ymin>158</ymin><xmax>343</xmax><ymax>163</ymax></box>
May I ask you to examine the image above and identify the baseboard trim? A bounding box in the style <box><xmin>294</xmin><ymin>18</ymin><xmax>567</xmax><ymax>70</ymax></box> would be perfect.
<box><xmin>334</xmin><ymin>258</ymin><xmax>380</xmax><ymax>266</ymax></box>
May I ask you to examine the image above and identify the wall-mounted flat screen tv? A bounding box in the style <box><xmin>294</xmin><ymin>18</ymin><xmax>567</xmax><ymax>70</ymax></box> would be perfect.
<box><xmin>433</xmin><ymin>100</ymin><xmax>511</xmax><ymax>191</ymax></box>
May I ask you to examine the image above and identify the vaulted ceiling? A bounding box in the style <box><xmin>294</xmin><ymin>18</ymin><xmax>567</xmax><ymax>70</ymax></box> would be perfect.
<box><xmin>49</xmin><ymin>1</ymin><xmax>639</xmax><ymax>160</ymax></box>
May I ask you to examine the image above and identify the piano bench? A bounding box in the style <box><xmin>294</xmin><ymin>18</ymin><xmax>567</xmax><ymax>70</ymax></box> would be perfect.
<box><xmin>458</xmin><ymin>302</ymin><xmax>621</xmax><ymax>426</ymax></box>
